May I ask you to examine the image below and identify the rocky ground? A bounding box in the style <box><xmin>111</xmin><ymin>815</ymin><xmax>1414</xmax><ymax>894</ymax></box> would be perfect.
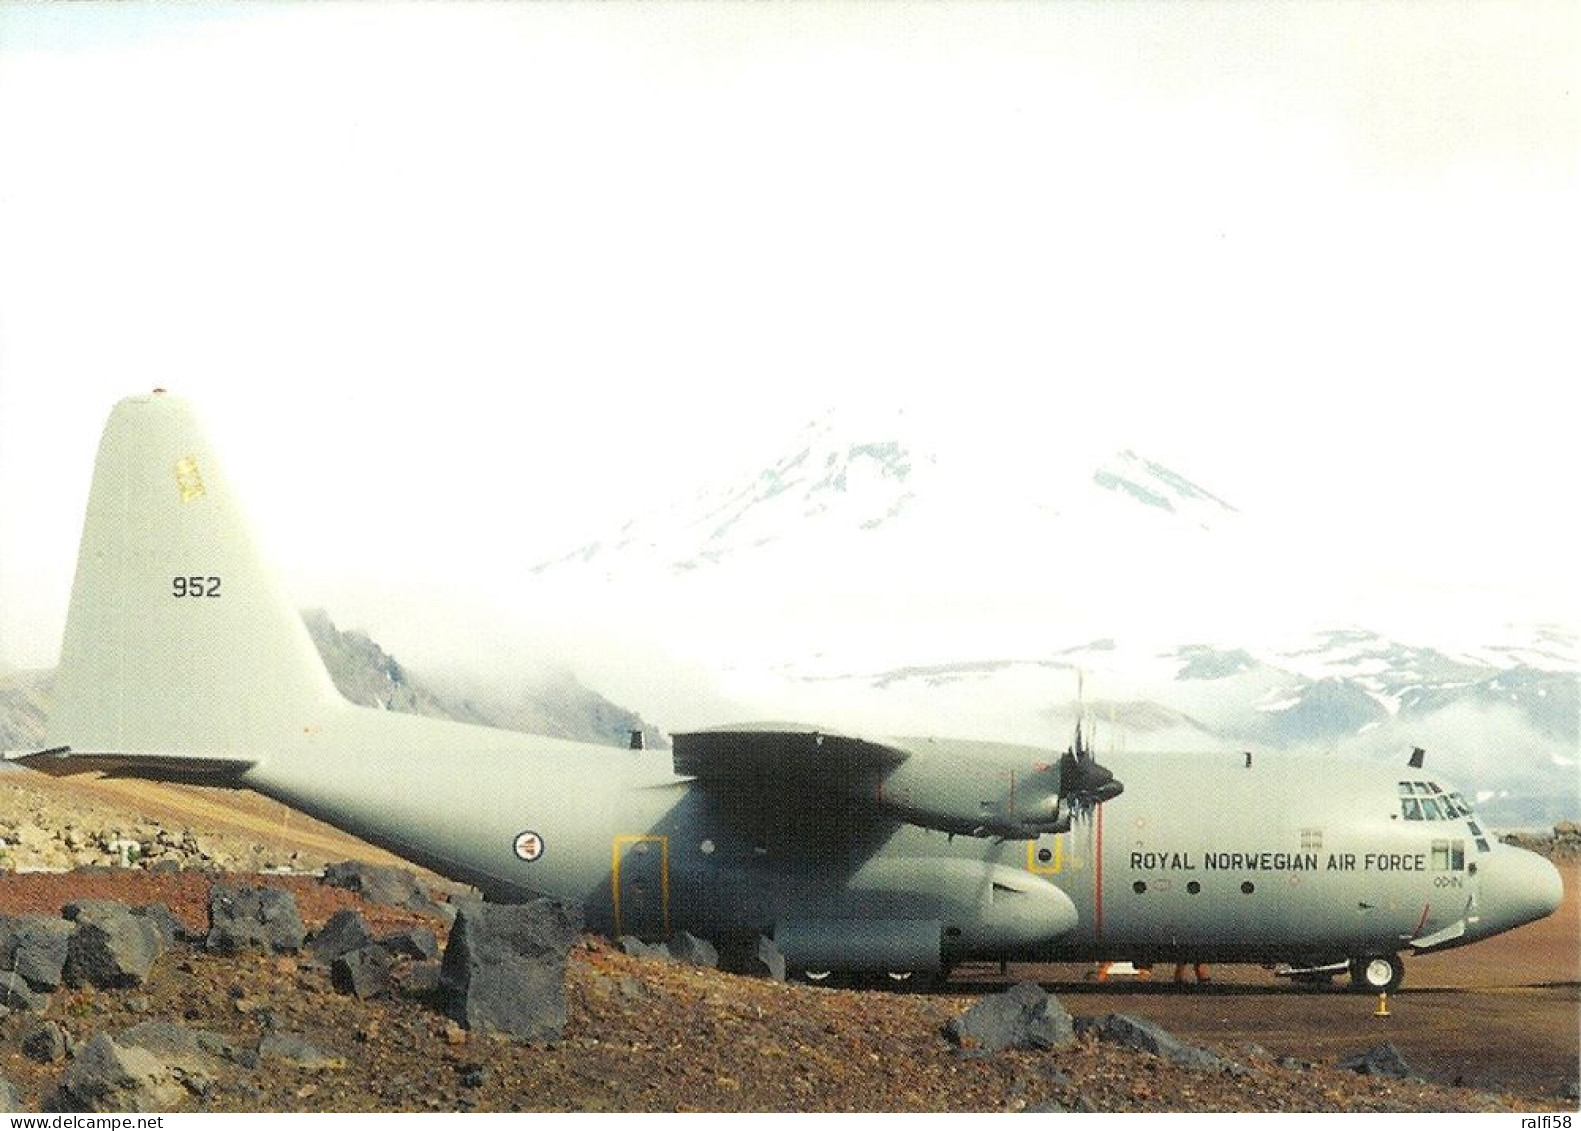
<box><xmin>1502</xmin><ymin>821</ymin><xmax>1581</xmax><ymax>862</ymax></box>
<box><xmin>0</xmin><ymin>867</ymin><xmax>1568</xmax><ymax>1114</ymax></box>
<box><xmin>0</xmin><ymin>769</ymin><xmax>1576</xmax><ymax>1112</ymax></box>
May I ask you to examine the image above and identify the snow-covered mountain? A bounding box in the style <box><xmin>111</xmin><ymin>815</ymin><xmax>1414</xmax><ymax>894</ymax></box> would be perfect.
<box><xmin>532</xmin><ymin>414</ymin><xmax>1239</xmax><ymax>582</ymax></box>
<box><xmin>526</xmin><ymin>412</ymin><xmax>1578</xmax><ymax>826</ymax></box>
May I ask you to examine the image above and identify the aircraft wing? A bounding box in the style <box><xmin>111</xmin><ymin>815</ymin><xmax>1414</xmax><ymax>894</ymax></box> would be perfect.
<box><xmin>672</xmin><ymin>723</ymin><xmax>1120</xmax><ymax>839</ymax></box>
<box><xmin>672</xmin><ymin>723</ymin><xmax>909</xmax><ymax>783</ymax></box>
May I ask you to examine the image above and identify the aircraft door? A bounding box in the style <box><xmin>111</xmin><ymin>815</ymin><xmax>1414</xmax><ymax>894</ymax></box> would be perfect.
<box><xmin>613</xmin><ymin>835</ymin><xmax>670</xmax><ymax>941</ymax></box>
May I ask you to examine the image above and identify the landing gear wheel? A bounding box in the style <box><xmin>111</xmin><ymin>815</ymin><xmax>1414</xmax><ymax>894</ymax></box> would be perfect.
<box><xmin>884</xmin><ymin>971</ymin><xmax>914</xmax><ymax>985</ymax></box>
<box><xmin>801</xmin><ymin>969</ymin><xmax>834</xmax><ymax>984</ymax></box>
<box><xmin>1348</xmin><ymin>953</ymin><xmax>1404</xmax><ymax>993</ymax></box>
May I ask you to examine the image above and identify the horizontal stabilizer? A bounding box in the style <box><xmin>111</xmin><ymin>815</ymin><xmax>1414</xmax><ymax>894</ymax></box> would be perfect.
<box><xmin>5</xmin><ymin>745</ymin><xmax>256</xmax><ymax>783</ymax></box>
<box><xmin>672</xmin><ymin>724</ymin><xmax>909</xmax><ymax>783</ymax></box>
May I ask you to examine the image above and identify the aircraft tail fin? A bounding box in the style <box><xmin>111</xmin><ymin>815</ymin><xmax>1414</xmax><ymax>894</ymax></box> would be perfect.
<box><xmin>37</xmin><ymin>392</ymin><xmax>342</xmax><ymax>770</ymax></box>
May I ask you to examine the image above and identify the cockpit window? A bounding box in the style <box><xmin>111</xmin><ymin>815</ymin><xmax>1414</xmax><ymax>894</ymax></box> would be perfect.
<box><xmin>1399</xmin><ymin>782</ymin><xmax>1476</xmax><ymax>821</ymax></box>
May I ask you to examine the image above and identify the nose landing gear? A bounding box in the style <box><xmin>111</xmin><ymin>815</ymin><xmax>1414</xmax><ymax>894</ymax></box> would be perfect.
<box><xmin>1349</xmin><ymin>953</ymin><xmax>1405</xmax><ymax>993</ymax></box>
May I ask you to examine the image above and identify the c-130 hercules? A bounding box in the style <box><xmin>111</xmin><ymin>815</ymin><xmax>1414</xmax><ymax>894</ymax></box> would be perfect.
<box><xmin>9</xmin><ymin>392</ymin><xmax>1562</xmax><ymax>991</ymax></box>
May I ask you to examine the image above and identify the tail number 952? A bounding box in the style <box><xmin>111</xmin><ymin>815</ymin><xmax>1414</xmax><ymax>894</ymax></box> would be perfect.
<box><xmin>172</xmin><ymin>576</ymin><xmax>222</xmax><ymax>598</ymax></box>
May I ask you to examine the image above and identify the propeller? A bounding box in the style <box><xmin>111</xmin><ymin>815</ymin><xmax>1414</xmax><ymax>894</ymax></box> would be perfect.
<box><xmin>1058</xmin><ymin>716</ymin><xmax>1124</xmax><ymax>820</ymax></box>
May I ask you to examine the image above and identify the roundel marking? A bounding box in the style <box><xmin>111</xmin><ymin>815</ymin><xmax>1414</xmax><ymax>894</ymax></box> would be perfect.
<box><xmin>514</xmin><ymin>830</ymin><xmax>544</xmax><ymax>862</ymax></box>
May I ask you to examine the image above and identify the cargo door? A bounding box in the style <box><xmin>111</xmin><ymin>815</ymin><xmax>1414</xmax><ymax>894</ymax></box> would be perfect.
<box><xmin>612</xmin><ymin>835</ymin><xmax>670</xmax><ymax>940</ymax></box>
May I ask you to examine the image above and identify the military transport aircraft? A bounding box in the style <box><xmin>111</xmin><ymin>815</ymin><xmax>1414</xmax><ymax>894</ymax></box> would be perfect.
<box><xmin>8</xmin><ymin>393</ymin><xmax>1563</xmax><ymax>992</ymax></box>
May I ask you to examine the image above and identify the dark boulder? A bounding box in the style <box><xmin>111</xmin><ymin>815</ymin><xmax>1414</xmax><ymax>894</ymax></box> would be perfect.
<box><xmin>1</xmin><ymin>916</ymin><xmax>74</xmax><ymax>991</ymax></box>
<box><xmin>63</xmin><ymin>903</ymin><xmax>163</xmax><ymax>989</ymax></box>
<box><xmin>376</xmin><ymin>926</ymin><xmax>439</xmax><ymax>961</ymax></box>
<box><xmin>308</xmin><ymin>909</ymin><xmax>374</xmax><ymax>965</ymax></box>
<box><xmin>439</xmin><ymin>899</ymin><xmax>582</xmax><ymax>1042</ymax></box>
<box><xmin>945</xmin><ymin>981</ymin><xmax>1077</xmax><ymax>1053</ymax></box>
<box><xmin>0</xmin><ymin>971</ymin><xmax>50</xmax><ymax>1012</ymax></box>
<box><xmin>395</xmin><ymin>960</ymin><xmax>442</xmax><ymax>999</ymax></box>
<box><xmin>618</xmin><ymin>937</ymin><xmax>670</xmax><ymax>961</ymax></box>
<box><xmin>116</xmin><ymin>1022</ymin><xmax>237</xmax><ymax>1096</ymax></box>
<box><xmin>20</xmin><ymin>1020</ymin><xmax>69</xmax><ymax>1063</ymax></box>
<box><xmin>666</xmin><ymin>931</ymin><xmax>719</xmax><ymax>969</ymax></box>
<box><xmin>205</xmin><ymin>885</ymin><xmax>305</xmax><ymax>954</ymax></box>
<box><xmin>1337</xmin><ymin>1042</ymin><xmax>1415</xmax><ymax>1079</ymax></box>
<box><xmin>50</xmin><ymin>1034</ymin><xmax>183</xmax><ymax>1113</ymax></box>
<box><xmin>1075</xmin><ymin>1013</ymin><xmax>1228</xmax><ymax>1070</ymax></box>
<box><xmin>131</xmin><ymin>905</ymin><xmax>188</xmax><ymax>948</ymax></box>
<box><xmin>321</xmin><ymin>861</ymin><xmax>446</xmax><ymax>916</ymax></box>
<box><xmin>332</xmin><ymin>944</ymin><xmax>394</xmax><ymax>1000</ymax></box>
<box><xmin>718</xmin><ymin>935</ymin><xmax>786</xmax><ymax>982</ymax></box>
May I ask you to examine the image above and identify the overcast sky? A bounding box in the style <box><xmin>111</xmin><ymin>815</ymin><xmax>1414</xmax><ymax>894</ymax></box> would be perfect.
<box><xmin>1</xmin><ymin>1</ymin><xmax>1576</xmax><ymax>674</ymax></box>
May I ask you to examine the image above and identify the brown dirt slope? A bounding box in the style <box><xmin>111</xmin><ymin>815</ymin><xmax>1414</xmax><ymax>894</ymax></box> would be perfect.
<box><xmin>0</xmin><ymin>871</ymin><xmax>1570</xmax><ymax>1113</ymax></box>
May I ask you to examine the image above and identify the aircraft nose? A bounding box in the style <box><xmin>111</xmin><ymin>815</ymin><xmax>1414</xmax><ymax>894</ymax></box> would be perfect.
<box><xmin>1478</xmin><ymin>846</ymin><xmax>1564</xmax><ymax>936</ymax></box>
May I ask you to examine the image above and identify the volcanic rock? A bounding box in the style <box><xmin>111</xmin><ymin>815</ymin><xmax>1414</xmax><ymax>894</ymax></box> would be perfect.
<box><xmin>439</xmin><ymin>899</ymin><xmax>582</xmax><ymax>1042</ymax></box>
<box><xmin>51</xmin><ymin>1034</ymin><xmax>183</xmax><ymax>1113</ymax></box>
<box><xmin>309</xmin><ymin>908</ymin><xmax>375</xmax><ymax>965</ymax></box>
<box><xmin>21</xmin><ymin>1020</ymin><xmax>69</xmax><ymax>1063</ymax></box>
<box><xmin>116</xmin><ymin>1022</ymin><xmax>237</xmax><ymax>1095</ymax></box>
<box><xmin>618</xmin><ymin>937</ymin><xmax>670</xmax><ymax>961</ymax></box>
<box><xmin>205</xmin><ymin>884</ymin><xmax>306</xmax><ymax>954</ymax></box>
<box><xmin>946</xmin><ymin>981</ymin><xmax>1077</xmax><ymax>1053</ymax></box>
<box><xmin>1337</xmin><ymin>1042</ymin><xmax>1415</xmax><ymax>1079</ymax></box>
<box><xmin>666</xmin><ymin>931</ymin><xmax>719</xmax><ymax>969</ymax></box>
<box><xmin>718</xmin><ymin>935</ymin><xmax>787</xmax><ymax>982</ymax></box>
<box><xmin>321</xmin><ymin>861</ymin><xmax>447</xmax><ymax>917</ymax></box>
<box><xmin>376</xmin><ymin>926</ymin><xmax>439</xmax><ymax>961</ymax></box>
<box><xmin>1075</xmin><ymin>1013</ymin><xmax>1228</xmax><ymax>1070</ymax></box>
<box><xmin>1</xmin><ymin>915</ymin><xmax>74</xmax><ymax>991</ymax></box>
<box><xmin>0</xmin><ymin>970</ymin><xmax>50</xmax><ymax>1011</ymax></box>
<box><xmin>63</xmin><ymin>902</ymin><xmax>163</xmax><ymax>989</ymax></box>
<box><xmin>332</xmin><ymin>944</ymin><xmax>394</xmax><ymax>1000</ymax></box>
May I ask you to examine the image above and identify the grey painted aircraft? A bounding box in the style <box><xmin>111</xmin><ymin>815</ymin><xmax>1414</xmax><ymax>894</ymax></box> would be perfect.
<box><xmin>8</xmin><ymin>393</ymin><xmax>1564</xmax><ymax>991</ymax></box>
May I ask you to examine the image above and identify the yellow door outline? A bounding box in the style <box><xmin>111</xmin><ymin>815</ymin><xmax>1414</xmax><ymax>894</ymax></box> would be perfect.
<box><xmin>1027</xmin><ymin>834</ymin><xmax>1064</xmax><ymax>875</ymax></box>
<box><xmin>612</xmin><ymin>834</ymin><xmax>670</xmax><ymax>938</ymax></box>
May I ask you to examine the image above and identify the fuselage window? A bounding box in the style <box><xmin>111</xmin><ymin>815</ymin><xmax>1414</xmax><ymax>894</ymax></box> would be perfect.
<box><xmin>1401</xmin><ymin>797</ymin><xmax>1423</xmax><ymax>820</ymax></box>
<box><xmin>1431</xmin><ymin>839</ymin><xmax>1467</xmax><ymax>871</ymax></box>
<box><xmin>1475</xmin><ymin>837</ymin><xmax>1491</xmax><ymax>853</ymax></box>
<box><xmin>1420</xmin><ymin>797</ymin><xmax>1445</xmax><ymax>821</ymax></box>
